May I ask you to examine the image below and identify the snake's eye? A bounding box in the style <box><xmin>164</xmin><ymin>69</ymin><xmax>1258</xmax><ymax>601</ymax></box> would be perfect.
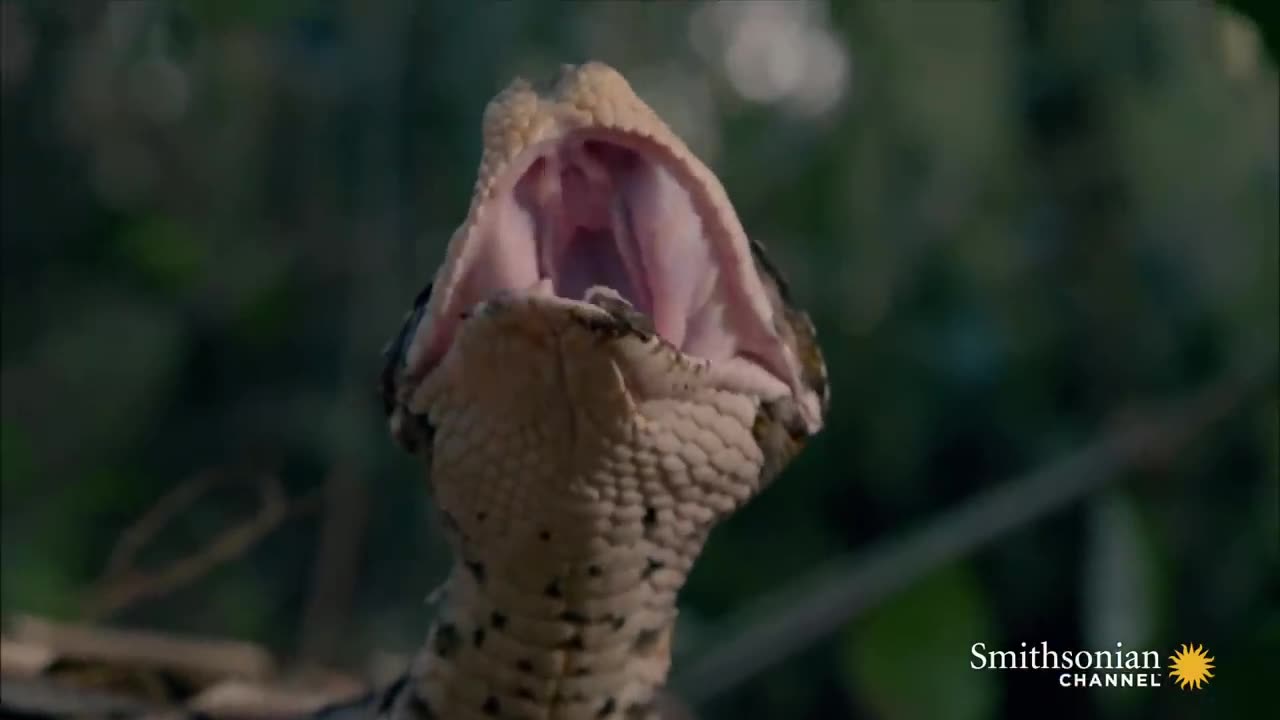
<box><xmin>380</xmin><ymin>307</ymin><xmax>437</xmax><ymax>456</ymax></box>
<box><xmin>380</xmin><ymin>282</ymin><xmax>432</xmax><ymax>417</ymax></box>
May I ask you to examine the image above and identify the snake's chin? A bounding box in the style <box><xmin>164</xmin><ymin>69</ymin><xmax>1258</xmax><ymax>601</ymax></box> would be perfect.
<box><xmin>447</xmin><ymin>283</ymin><xmax>792</xmax><ymax>407</ymax></box>
<box><xmin>430</xmin><ymin>288</ymin><xmax>657</xmax><ymax>418</ymax></box>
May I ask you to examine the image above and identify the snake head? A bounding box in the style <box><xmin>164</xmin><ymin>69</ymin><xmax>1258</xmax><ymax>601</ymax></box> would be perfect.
<box><xmin>384</xmin><ymin>63</ymin><xmax>826</xmax><ymax>452</ymax></box>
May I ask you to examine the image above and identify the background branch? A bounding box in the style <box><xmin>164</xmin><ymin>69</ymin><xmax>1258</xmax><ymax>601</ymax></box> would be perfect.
<box><xmin>98</xmin><ymin>470</ymin><xmax>223</xmax><ymax>582</ymax></box>
<box><xmin>673</xmin><ymin>350</ymin><xmax>1277</xmax><ymax>706</ymax></box>
<box><xmin>84</xmin><ymin>478</ymin><xmax>323</xmax><ymax>621</ymax></box>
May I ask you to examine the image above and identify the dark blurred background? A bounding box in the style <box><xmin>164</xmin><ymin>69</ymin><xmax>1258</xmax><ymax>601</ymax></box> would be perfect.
<box><xmin>2</xmin><ymin>2</ymin><xmax>1276</xmax><ymax>719</ymax></box>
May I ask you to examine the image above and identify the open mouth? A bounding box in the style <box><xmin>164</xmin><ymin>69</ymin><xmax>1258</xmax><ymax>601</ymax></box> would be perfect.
<box><xmin>519</xmin><ymin>141</ymin><xmax>660</xmax><ymax>321</ymax></box>
<box><xmin>401</xmin><ymin>129</ymin><xmax>816</xmax><ymax>424</ymax></box>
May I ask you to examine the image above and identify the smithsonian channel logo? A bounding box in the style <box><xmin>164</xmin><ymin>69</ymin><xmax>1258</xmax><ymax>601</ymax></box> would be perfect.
<box><xmin>970</xmin><ymin>641</ymin><xmax>1214</xmax><ymax>690</ymax></box>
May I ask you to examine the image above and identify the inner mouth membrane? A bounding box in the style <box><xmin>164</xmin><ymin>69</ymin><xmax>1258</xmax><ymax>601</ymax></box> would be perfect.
<box><xmin>411</xmin><ymin>130</ymin><xmax>805</xmax><ymax>411</ymax></box>
<box><xmin>518</xmin><ymin>143</ymin><xmax>653</xmax><ymax>317</ymax></box>
<box><xmin>462</xmin><ymin>135</ymin><xmax>730</xmax><ymax>360</ymax></box>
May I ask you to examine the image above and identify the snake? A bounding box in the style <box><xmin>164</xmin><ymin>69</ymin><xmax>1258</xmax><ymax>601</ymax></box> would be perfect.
<box><xmin>377</xmin><ymin>62</ymin><xmax>828</xmax><ymax>720</ymax></box>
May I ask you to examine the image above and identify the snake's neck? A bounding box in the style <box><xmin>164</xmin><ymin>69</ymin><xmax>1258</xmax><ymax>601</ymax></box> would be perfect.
<box><xmin>391</xmin><ymin>323</ymin><xmax>760</xmax><ymax>719</ymax></box>
<box><xmin>402</xmin><ymin>533</ymin><xmax>698</xmax><ymax>720</ymax></box>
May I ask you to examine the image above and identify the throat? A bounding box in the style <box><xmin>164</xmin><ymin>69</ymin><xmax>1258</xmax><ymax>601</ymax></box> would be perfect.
<box><xmin>396</xmin><ymin>296</ymin><xmax>760</xmax><ymax>720</ymax></box>
<box><xmin>551</xmin><ymin>227</ymin><xmax>650</xmax><ymax>316</ymax></box>
<box><xmin>405</xmin><ymin>553</ymin><xmax>682</xmax><ymax>720</ymax></box>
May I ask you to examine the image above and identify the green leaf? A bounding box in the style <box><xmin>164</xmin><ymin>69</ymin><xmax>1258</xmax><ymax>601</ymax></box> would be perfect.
<box><xmin>843</xmin><ymin>564</ymin><xmax>996</xmax><ymax>720</ymax></box>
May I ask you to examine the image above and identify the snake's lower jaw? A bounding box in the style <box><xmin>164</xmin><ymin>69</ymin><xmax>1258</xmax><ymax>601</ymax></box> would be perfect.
<box><xmin>418</xmin><ymin>290</ymin><xmax>646</xmax><ymax>438</ymax></box>
<box><xmin>409</xmin><ymin>286</ymin><xmax>781</xmax><ymax>539</ymax></box>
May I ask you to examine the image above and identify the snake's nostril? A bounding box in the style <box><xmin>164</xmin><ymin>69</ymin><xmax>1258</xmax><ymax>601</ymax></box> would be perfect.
<box><xmin>585</xmin><ymin>285</ymin><xmax>655</xmax><ymax>338</ymax></box>
<box><xmin>584</xmin><ymin>285</ymin><xmax>630</xmax><ymax>308</ymax></box>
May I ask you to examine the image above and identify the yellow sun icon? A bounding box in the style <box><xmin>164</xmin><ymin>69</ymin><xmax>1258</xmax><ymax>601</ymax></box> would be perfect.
<box><xmin>1168</xmin><ymin>643</ymin><xmax>1215</xmax><ymax>690</ymax></box>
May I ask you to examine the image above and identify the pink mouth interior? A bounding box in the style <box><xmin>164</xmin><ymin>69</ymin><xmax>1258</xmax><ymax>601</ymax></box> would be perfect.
<box><xmin>402</xmin><ymin>130</ymin><xmax>822</xmax><ymax>435</ymax></box>
<box><xmin>517</xmin><ymin>142</ymin><xmax>658</xmax><ymax>321</ymax></box>
<box><xmin>423</xmin><ymin>134</ymin><xmax>739</xmax><ymax>368</ymax></box>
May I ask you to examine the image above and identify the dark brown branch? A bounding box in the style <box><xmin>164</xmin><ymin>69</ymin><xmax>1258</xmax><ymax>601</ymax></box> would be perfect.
<box><xmin>672</xmin><ymin>350</ymin><xmax>1277</xmax><ymax>705</ymax></box>
<box><xmin>6</xmin><ymin>615</ymin><xmax>276</xmax><ymax>682</ymax></box>
<box><xmin>2</xmin><ymin>617</ymin><xmax>369</xmax><ymax>718</ymax></box>
<box><xmin>99</xmin><ymin>470</ymin><xmax>223</xmax><ymax>581</ymax></box>
<box><xmin>297</xmin><ymin>465</ymin><xmax>369</xmax><ymax>664</ymax></box>
<box><xmin>84</xmin><ymin>477</ymin><xmax>323</xmax><ymax>620</ymax></box>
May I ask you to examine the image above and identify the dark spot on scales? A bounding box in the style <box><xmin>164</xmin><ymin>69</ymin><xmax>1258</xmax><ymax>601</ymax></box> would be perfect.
<box><xmin>516</xmin><ymin>659</ymin><xmax>534</xmax><ymax>673</ymax></box>
<box><xmin>633</xmin><ymin>628</ymin><xmax>661</xmax><ymax>653</ymax></box>
<box><xmin>539</xmin><ymin>529</ymin><xmax>552</xmax><ymax>541</ymax></box>
<box><xmin>561</xmin><ymin>634</ymin><xmax>585</xmax><ymax>650</ymax></box>
<box><xmin>376</xmin><ymin>676</ymin><xmax>407</xmax><ymax>715</ymax></box>
<box><xmin>642</xmin><ymin>557</ymin><xmax>664</xmax><ymax>579</ymax></box>
<box><xmin>587</xmin><ymin>564</ymin><xmax>603</xmax><ymax>577</ymax></box>
<box><xmin>624</xmin><ymin>702</ymin><xmax>654</xmax><ymax>719</ymax></box>
<box><xmin>559</xmin><ymin>610</ymin><xmax>588</xmax><ymax>624</ymax></box>
<box><xmin>441</xmin><ymin>511</ymin><xmax>460</xmax><ymax>533</ymax></box>
<box><xmin>472</xmin><ymin>627</ymin><xmax>486</xmax><ymax>648</ymax></box>
<box><xmin>465</xmin><ymin>559</ymin><xmax>486</xmax><ymax>584</ymax></box>
<box><xmin>408</xmin><ymin>690</ymin><xmax>438</xmax><ymax>719</ymax></box>
<box><xmin>597</xmin><ymin>697</ymin><xmax>617</xmax><ymax>717</ymax></box>
<box><xmin>389</xmin><ymin>411</ymin><xmax>435</xmax><ymax>455</ymax></box>
<box><xmin>491</xmin><ymin>611</ymin><xmax>508</xmax><ymax>629</ymax></box>
<box><xmin>433</xmin><ymin>623</ymin><xmax>460</xmax><ymax>658</ymax></box>
<box><xmin>606</xmin><ymin>614</ymin><xmax>626</xmax><ymax>631</ymax></box>
<box><xmin>642</xmin><ymin>507</ymin><xmax>657</xmax><ymax>529</ymax></box>
<box><xmin>544</xmin><ymin>577</ymin><xmax>563</xmax><ymax>599</ymax></box>
<box><xmin>482</xmin><ymin>695</ymin><xmax>500</xmax><ymax>715</ymax></box>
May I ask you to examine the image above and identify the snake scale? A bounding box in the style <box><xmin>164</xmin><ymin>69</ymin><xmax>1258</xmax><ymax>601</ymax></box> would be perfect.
<box><xmin>378</xmin><ymin>62</ymin><xmax>828</xmax><ymax>720</ymax></box>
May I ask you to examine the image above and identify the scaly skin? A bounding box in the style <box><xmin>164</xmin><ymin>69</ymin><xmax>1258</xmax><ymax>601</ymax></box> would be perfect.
<box><xmin>381</xmin><ymin>63</ymin><xmax>827</xmax><ymax>720</ymax></box>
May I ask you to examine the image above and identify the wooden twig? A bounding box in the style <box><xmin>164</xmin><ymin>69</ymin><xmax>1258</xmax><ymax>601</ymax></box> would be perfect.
<box><xmin>0</xmin><ymin>637</ymin><xmax>57</xmax><ymax>678</ymax></box>
<box><xmin>100</xmin><ymin>470</ymin><xmax>223</xmax><ymax>581</ymax></box>
<box><xmin>0</xmin><ymin>676</ymin><xmax>163</xmax><ymax>719</ymax></box>
<box><xmin>297</xmin><ymin>466</ymin><xmax>369</xmax><ymax>664</ymax></box>
<box><xmin>6</xmin><ymin>615</ymin><xmax>276</xmax><ymax>682</ymax></box>
<box><xmin>672</xmin><ymin>350</ymin><xmax>1277</xmax><ymax>705</ymax></box>
<box><xmin>84</xmin><ymin>477</ymin><xmax>324</xmax><ymax>620</ymax></box>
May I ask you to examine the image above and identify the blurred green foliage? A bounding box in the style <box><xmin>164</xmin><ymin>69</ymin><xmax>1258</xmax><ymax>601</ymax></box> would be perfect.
<box><xmin>845</xmin><ymin>565</ymin><xmax>996</xmax><ymax>720</ymax></box>
<box><xmin>1</xmin><ymin>2</ymin><xmax>1275</xmax><ymax>719</ymax></box>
